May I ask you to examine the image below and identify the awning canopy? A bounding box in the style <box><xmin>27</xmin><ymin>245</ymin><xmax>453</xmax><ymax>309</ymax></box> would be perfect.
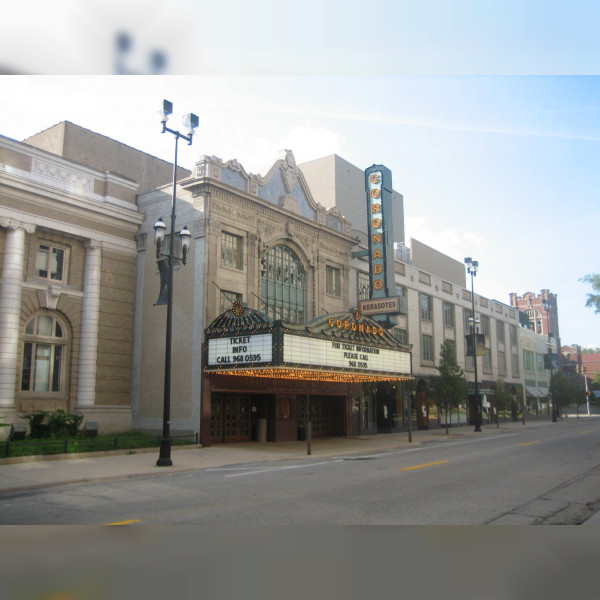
<box><xmin>526</xmin><ymin>386</ymin><xmax>549</xmax><ymax>398</ymax></box>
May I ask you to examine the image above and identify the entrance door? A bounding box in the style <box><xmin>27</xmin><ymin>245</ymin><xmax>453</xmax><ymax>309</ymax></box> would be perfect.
<box><xmin>211</xmin><ymin>394</ymin><xmax>252</xmax><ymax>443</ymax></box>
<box><xmin>297</xmin><ymin>395</ymin><xmax>335</xmax><ymax>437</ymax></box>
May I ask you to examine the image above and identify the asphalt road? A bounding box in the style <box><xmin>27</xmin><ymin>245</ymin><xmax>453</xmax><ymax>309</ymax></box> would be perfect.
<box><xmin>2</xmin><ymin>418</ymin><xmax>599</xmax><ymax>525</ymax></box>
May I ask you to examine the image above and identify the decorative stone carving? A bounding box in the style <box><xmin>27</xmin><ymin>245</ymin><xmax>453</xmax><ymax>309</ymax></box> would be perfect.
<box><xmin>0</xmin><ymin>218</ymin><xmax>36</xmax><ymax>233</ymax></box>
<box><xmin>280</xmin><ymin>194</ymin><xmax>300</xmax><ymax>214</ymax></box>
<box><xmin>194</xmin><ymin>162</ymin><xmax>207</xmax><ymax>178</ymax></box>
<box><xmin>248</xmin><ymin>177</ymin><xmax>259</xmax><ymax>196</ymax></box>
<box><xmin>33</xmin><ymin>159</ymin><xmax>93</xmax><ymax>190</ymax></box>
<box><xmin>46</xmin><ymin>285</ymin><xmax>62</xmax><ymax>310</ymax></box>
<box><xmin>282</xmin><ymin>150</ymin><xmax>299</xmax><ymax>193</ymax></box>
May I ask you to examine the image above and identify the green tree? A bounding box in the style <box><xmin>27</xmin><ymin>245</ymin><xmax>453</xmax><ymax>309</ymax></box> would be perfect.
<box><xmin>493</xmin><ymin>381</ymin><xmax>511</xmax><ymax>422</ymax></box>
<box><xmin>550</xmin><ymin>372</ymin><xmax>581</xmax><ymax>418</ymax></box>
<box><xmin>580</xmin><ymin>273</ymin><xmax>600</xmax><ymax>314</ymax></box>
<box><xmin>429</xmin><ymin>341</ymin><xmax>467</xmax><ymax>434</ymax></box>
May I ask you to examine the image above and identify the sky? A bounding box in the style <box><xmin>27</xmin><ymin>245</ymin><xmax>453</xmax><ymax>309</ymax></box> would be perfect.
<box><xmin>0</xmin><ymin>2</ymin><xmax>599</xmax><ymax>348</ymax></box>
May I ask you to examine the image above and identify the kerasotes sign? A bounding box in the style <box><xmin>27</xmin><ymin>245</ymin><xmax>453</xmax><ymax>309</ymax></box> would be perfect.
<box><xmin>365</xmin><ymin>165</ymin><xmax>395</xmax><ymax>299</ymax></box>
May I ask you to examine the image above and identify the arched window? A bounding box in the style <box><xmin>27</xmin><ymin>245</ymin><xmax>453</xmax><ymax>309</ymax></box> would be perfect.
<box><xmin>260</xmin><ymin>245</ymin><xmax>306</xmax><ymax>323</ymax></box>
<box><xmin>21</xmin><ymin>313</ymin><xmax>68</xmax><ymax>394</ymax></box>
<box><xmin>526</xmin><ymin>309</ymin><xmax>543</xmax><ymax>333</ymax></box>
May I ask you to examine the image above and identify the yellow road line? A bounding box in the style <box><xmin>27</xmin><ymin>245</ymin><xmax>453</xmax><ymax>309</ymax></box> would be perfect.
<box><xmin>104</xmin><ymin>519</ymin><xmax>141</xmax><ymax>526</ymax></box>
<box><xmin>579</xmin><ymin>431</ymin><xmax>591</xmax><ymax>435</ymax></box>
<box><xmin>519</xmin><ymin>441</ymin><xmax>542</xmax><ymax>446</ymax></box>
<box><xmin>400</xmin><ymin>460</ymin><xmax>448</xmax><ymax>472</ymax></box>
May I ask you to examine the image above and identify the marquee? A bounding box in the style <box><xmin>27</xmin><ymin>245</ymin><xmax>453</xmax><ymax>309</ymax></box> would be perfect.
<box><xmin>204</xmin><ymin>303</ymin><xmax>413</xmax><ymax>383</ymax></box>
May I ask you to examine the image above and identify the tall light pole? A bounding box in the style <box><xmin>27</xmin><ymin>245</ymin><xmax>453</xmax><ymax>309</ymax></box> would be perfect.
<box><xmin>546</xmin><ymin>333</ymin><xmax>556</xmax><ymax>423</ymax></box>
<box><xmin>543</xmin><ymin>299</ymin><xmax>557</xmax><ymax>423</ymax></box>
<box><xmin>583</xmin><ymin>367</ymin><xmax>591</xmax><ymax>416</ymax></box>
<box><xmin>464</xmin><ymin>257</ymin><xmax>482</xmax><ymax>432</ymax></box>
<box><xmin>154</xmin><ymin>99</ymin><xmax>198</xmax><ymax>467</ymax></box>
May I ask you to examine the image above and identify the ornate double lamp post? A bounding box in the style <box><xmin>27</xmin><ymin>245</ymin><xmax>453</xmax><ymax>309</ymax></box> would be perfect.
<box><xmin>464</xmin><ymin>257</ymin><xmax>482</xmax><ymax>432</ymax></box>
<box><xmin>154</xmin><ymin>99</ymin><xmax>198</xmax><ymax>467</ymax></box>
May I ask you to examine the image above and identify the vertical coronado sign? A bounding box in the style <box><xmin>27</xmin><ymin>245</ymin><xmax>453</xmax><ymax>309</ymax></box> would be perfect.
<box><xmin>365</xmin><ymin>165</ymin><xmax>396</xmax><ymax>326</ymax></box>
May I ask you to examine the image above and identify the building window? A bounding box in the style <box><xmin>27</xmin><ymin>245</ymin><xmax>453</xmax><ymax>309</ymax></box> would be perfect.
<box><xmin>537</xmin><ymin>353</ymin><xmax>545</xmax><ymax>373</ymax></box>
<box><xmin>465</xmin><ymin>354</ymin><xmax>474</xmax><ymax>370</ymax></box>
<box><xmin>358</xmin><ymin>272</ymin><xmax>370</xmax><ymax>301</ymax></box>
<box><xmin>396</xmin><ymin>285</ymin><xmax>408</xmax><ymax>314</ymax></box>
<box><xmin>464</xmin><ymin>308</ymin><xmax>475</xmax><ymax>334</ymax></box>
<box><xmin>394</xmin><ymin>328</ymin><xmax>408</xmax><ymax>344</ymax></box>
<box><xmin>510</xmin><ymin>325</ymin><xmax>518</xmax><ymax>346</ymax></box>
<box><xmin>260</xmin><ymin>245</ymin><xmax>306</xmax><ymax>323</ymax></box>
<box><xmin>420</xmin><ymin>294</ymin><xmax>433</xmax><ymax>322</ymax></box>
<box><xmin>443</xmin><ymin>302</ymin><xmax>455</xmax><ymax>328</ymax></box>
<box><xmin>221</xmin><ymin>232</ymin><xmax>243</xmax><ymax>270</ymax></box>
<box><xmin>523</xmin><ymin>349</ymin><xmax>535</xmax><ymax>372</ymax></box>
<box><xmin>480</xmin><ymin>315</ymin><xmax>490</xmax><ymax>337</ymax></box>
<box><xmin>496</xmin><ymin>320</ymin><xmax>505</xmax><ymax>344</ymax></box>
<box><xmin>35</xmin><ymin>244</ymin><xmax>65</xmax><ymax>282</ymax></box>
<box><xmin>511</xmin><ymin>353</ymin><xmax>520</xmax><ymax>376</ymax></box>
<box><xmin>419</xmin><ymin>271</ymin><xmax>431</xmax><ymax>285</ymax></box>
<box><xmin>483</xmin><ymin>348</ymin><xmax>492</xmax><ymax>371</ymax></box>
<box><xmin>527</xmin><ymin>309</ymin><xmax>543</xmax><ymax>333</ymax></box>
<box><xmin>21</xmin><ymin>313</ymin><xmax>67</xmax><ymax>394</ymax></box>
<box><xmin>445</xmin><ymin>339</ymin><xmax>457</xmax><ymax>361</ymax></box>
<box><xmin>220</xmin><ymin>290</ymin><xmax>242</xmax><ymax>313</ymax></box>
<box><xmin>326</xmin><ymin>265</ymin><xmax>341</xmax><ymax>297</ymax></box>
<box><xmin>421</xmin><ymin>334</ymin><xmax>434</xmax><ymax>363</ymax></box>
<box><xmin>498</xmin><ymin>350</ymin><xmax>506</xmax><ymax>376</ymax></box>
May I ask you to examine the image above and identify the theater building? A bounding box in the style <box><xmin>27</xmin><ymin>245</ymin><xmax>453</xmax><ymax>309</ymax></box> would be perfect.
<box><xmin>133</xmin><ymin>150</ymin><xmax>413</xmax><ymax>444</ymax></box>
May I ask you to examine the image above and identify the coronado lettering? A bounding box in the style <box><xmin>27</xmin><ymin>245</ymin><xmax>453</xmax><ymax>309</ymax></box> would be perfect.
<box><xmin>328</xmin><ymin>317</ymin><xmax>384</xmax><ymax>336</ymax></box>
<box><xmin>368</xmin><ymin>170</ymin><xmax>385</xmax><ymax>292</ymax></box>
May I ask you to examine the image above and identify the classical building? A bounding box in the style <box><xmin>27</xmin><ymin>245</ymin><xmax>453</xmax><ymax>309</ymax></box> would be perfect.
<box><xmin>0</xmin><ymin>122</ymin><xmax>191</xmax><ymax>438</ymax></box>
<box><xmin>0</xmin><ymin>133</ymin><xmax>144</xmax><ymax>434</ymax></box>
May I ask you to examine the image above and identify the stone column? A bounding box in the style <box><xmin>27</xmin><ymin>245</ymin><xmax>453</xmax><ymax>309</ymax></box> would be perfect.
<box><xmin>76</xmin><ymin>240</ymin><xmax>102</xmax><ymax>408</ymax></box>
<box><xmin>0</xmin><ymin>220</ymin><xmax>34</xmax><ymax>408</ymax></box>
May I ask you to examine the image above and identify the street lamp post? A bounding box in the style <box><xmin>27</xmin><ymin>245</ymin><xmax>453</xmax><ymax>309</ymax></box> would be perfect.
<box><xmin>464</xmin><ymin>257</ymin><xmax>482</xmax><ymax>433</ymax></box>
<box><xmin>546</xmin><ymin>333</ymin><xmax>556</xmax><ymax>423</ymax></box>
<box><xmin>542</xmin><ymin>299</ymin><xmax>557</xmax><ymax>423</ymax></box>
<box><xmin>584</xmin><ymin>367</ymin><xmax>590</xmax><ymax>416</ymax></box>
<box><xmin>154</xmin><ymin>100</ymin><xmax>198</xmax><ymax>467</ymax></box>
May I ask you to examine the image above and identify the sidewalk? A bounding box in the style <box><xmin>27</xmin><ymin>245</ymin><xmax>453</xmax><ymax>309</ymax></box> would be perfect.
<box><xmin>0</xmin><ymin>418</ymin><xmax>563</xmax><ymax>496</ymax></box>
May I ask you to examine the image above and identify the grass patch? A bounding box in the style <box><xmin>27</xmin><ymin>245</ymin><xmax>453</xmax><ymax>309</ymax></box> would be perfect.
<box><xmin>1</xmin><ymin>432</ymin><xmax>196</xmax><ymax>459</ymax></box>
